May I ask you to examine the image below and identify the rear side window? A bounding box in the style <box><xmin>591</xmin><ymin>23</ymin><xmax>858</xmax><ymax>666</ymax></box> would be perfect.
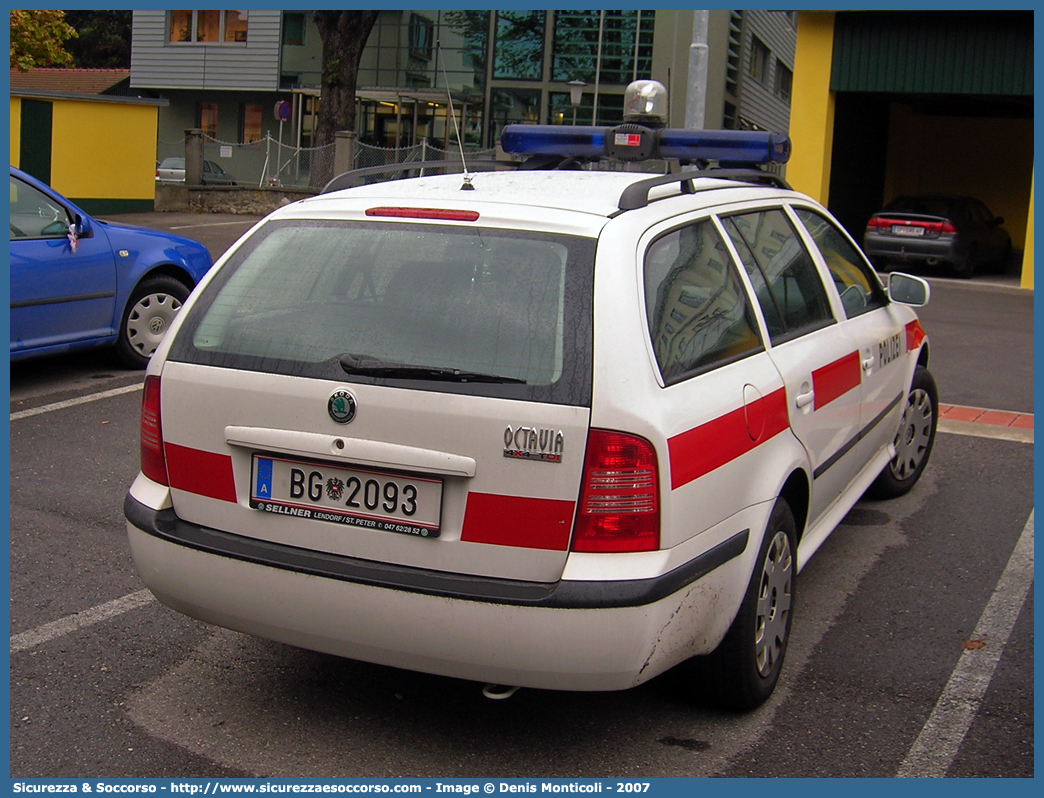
<box><xmin>169</xmin><ymin>219</ymin><xmax>595</xmax><ymax>407</ymax></box>
<box><xmin>722</xmin><ymin>209</ymin><xmax>834</xmax><ymax>344</ymax></box>
<box><xmin>793</xmin><ymin>207</ymin><xmax>887</xmax><ymax>318</ymax></box>
<box><xmin>643</xmin><ymin>218</ymin><xmax>762</xmax><ymax>384</ymax></box>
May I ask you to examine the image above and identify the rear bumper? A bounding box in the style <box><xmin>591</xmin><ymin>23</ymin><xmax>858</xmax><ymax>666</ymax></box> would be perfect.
<box><xmin>863</xmin><ymin>232</ymin><xmax>960</xmax><ymax>264</ymax></box>
<box><xmin>125</xmin><ymin>493</ymin><xmax>751</xmax><ymax>690</ymax></box>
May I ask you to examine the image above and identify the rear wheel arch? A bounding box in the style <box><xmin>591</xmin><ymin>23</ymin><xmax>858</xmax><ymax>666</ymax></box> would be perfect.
<box><xmin>778</xmin><ymin>469</ymin><xmax>810</xmax><ymax>546</ymax></box>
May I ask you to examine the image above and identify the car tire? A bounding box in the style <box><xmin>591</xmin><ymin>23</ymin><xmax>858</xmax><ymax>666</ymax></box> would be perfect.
<box><xmin>116</xmin><ymin>275</ymin><xmax>191</xmax><ymax>369</ymax></box>
<box><xmin>995</xmin><ymin>240</ymin><xmax>1012</xmax><ymax>274</ymax></box>
<box><xmin>954</xmin><ymin>245</ymin><xmax>977</xmax><ymax>279</ymax></box>
<box><xmin>867</xmin><ymin>365</ymin><xmax>938</xmax><ymax>500</ymax></box>
<box><xmin>683</xmin><ymin>497</ymin><xmax>797</xmax><ymax>711</ymax></box>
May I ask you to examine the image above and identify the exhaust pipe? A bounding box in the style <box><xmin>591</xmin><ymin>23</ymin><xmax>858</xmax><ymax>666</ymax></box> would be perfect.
<box><xmin>482</xmin><ymin>684</ymin><xmax>521</xmax><ymax>700</ymax></box>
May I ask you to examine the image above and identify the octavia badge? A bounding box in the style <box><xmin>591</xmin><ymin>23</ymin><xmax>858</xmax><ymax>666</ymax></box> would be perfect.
<box><xmin>328</xmin><ymin>389</ymin><xmax>357</xmax><ymax>424</ymax></box>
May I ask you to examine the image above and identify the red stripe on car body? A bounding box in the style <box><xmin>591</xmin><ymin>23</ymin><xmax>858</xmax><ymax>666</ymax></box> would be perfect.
<box><xmin>668</xmin><ymin>387</ymin><xmax>789</xmax><ymax>490</ymax></box>
<box><xmin>165</xmin><ymin>443</ymin><xmax>238</xmax><ymax>503</ymax></box>
<box><xmin>906</xmin><ymin>319</ymin><xmax>927</xmax><ymax>352</ymax></box>
<box><xmin>812</xmin><ymin>351</ymin><xmax>862</xmax><ymax>410</ymax></box>
<box><xmin>461</xmin><ymin>493</ymin><xmax>576</xmax><ymax>551</ymax></box>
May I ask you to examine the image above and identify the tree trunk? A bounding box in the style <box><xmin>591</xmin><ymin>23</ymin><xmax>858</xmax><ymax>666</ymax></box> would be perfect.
<box><xmin>311</xmin><ymin>10</ymin><xmax>379</xmax><ymax>186</ymax></box>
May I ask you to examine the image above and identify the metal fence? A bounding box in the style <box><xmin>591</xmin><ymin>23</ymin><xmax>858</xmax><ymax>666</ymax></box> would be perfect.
<box><xmin>157</xmin><ymin>135</ymin><xmax>496</xmax><ymax>190</ymax></box>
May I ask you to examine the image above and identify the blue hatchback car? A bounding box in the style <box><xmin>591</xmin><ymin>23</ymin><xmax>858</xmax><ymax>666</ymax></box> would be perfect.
<box><xmin>10</xmin><ymin>166</ymin><xmax>214</xmax><ymax>368</ymax></box>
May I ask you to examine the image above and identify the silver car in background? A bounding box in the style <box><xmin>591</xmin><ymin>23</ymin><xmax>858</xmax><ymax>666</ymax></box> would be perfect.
<box><xmin>155</xmin><ymin>157</ymin><xmax>237</xmax><ymax>186</ymax></box>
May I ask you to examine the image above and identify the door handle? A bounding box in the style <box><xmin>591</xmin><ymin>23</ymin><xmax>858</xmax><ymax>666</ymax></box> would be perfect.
<box><xmin>862</xmin><ymin>355</ymin><xmax>875</xmax><ymax>372</ymax></box>
<box><xmin>795</xmin><ymin>389</ymin><xmax>815</xmax><ymax>409</ymax></box>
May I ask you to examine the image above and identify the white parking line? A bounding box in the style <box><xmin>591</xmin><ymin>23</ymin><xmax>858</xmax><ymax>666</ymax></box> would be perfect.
<box><xmin>11</xmin><ymin>589</ymin><xmax>155</xmax><ymax>654</ymax></box>
<box><xmin>896</xmin><ymin>510</ymin><xmax>1034</xmax><ymax>777</ymax></box>
<box><xmin>10</xmin><ymin>383</ymin><xmax>143</xmax><ymax>421</ymax></box>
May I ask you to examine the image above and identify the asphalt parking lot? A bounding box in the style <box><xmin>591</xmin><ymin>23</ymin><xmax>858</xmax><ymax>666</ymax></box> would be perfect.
<box><xmin>8</xmin><ymin>208</ymin><xmax>1034</xmax><ymax>779</ymax></box>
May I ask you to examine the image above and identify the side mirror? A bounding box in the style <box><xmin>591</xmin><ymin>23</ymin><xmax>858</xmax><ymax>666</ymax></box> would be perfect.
<box><xmin>75</xmin><ymin>213</ymin><xmax>92</xmax><ymax>238</ymax></box>
<box><xmin>888</xmin><ymin>272</ymin><xmax>930</xmax><ymax>307</ymax></box>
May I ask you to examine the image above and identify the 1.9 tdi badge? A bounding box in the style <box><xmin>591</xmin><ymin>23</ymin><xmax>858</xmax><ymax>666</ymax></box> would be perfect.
<box><xmin>328</xmin><ymin>389</ymin><xmax>357</xmax><ymax>424</ymax></box>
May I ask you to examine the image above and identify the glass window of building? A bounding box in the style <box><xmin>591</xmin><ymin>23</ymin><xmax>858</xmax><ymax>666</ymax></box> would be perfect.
<box><xmin>241</xmin><ymin>104</ymin><xmax>262</xmax><ymax>144</ymax></box>
<box><xmin>552</xmin><ymin>10</ymin><xmax>653</xmax><ymax>83</ymax></box>
<box><xmin>547</xmin><ymin>92</ymin><xmax>625</xmax><ymax>126</ymax></box>
<box><xmin>198</xmin><ymin>103</ymin><xmax>218</xmax><ymax>140</ymax></box>
<box><xmin>169</xmin><ymin>10</ymin><xmax>247</xmax><ymax>43</ymax></box>
<box><xmin>493</xmin><ymin>11</ymin><xmax>545</xmax><ymax>80</ymax></box>
<box><xmin>749</xmin><ymin>36</ymin><xmax>770</xmax><ymax>83</ymax></box>
<box><xmin>282</xmin><ymin>13</ymin><xmax>304</xmax><ymax>46</ymax></box>
<box><xmin>490</xmin><ymin>88</ymin><xmax>540</xmax><ymax>142</ymax></box>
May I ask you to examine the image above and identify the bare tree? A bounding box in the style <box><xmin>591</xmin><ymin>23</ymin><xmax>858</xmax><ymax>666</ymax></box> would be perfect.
<box><xmin>311</xmin><ymin>10</ymin><xmax>379</xmax><ymax>184</ymax></box>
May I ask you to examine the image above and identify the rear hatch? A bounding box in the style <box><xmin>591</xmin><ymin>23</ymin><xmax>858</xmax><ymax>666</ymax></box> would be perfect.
<box><xmin>866</xmin><ymin>197</ymin><xmax>957</xmax><ymax>241</ymax></box>
<box><xmin>158</xmin><ymin>211</ymin><xmax>598</xmax><ymax>583</ymax></box>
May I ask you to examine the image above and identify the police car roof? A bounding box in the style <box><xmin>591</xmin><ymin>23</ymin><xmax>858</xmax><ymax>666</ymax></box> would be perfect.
<box><xmin>295</xmin><ymin>169</ymin><xmax>790</xmax><ymax>221</ymax></box>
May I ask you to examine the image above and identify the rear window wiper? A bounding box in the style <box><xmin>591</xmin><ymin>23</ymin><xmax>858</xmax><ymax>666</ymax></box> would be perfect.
<box><xmin>339</xmin><ymin>354</ymin><xmax>526</xmax><ymax>384</ymax></box>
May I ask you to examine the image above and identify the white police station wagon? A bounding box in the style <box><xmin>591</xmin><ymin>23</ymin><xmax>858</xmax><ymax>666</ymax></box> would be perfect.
<box><xmin>125</xmin><ymin>82</ymin><xmax>937</xmax><ymax>710</ymax></box>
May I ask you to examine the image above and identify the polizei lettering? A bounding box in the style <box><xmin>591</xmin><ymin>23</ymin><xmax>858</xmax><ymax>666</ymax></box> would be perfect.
<box><xmin>503</xmin><ymin>425</ymin><xmax>565</xmax><ymax>463</ymax></box>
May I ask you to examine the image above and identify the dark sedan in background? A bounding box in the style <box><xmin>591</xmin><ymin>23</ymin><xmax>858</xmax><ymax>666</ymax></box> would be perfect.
<box><xmin>10</xmin><ymin>166</ymin><xmax>213</xmax><ymax>368</ymax></box>
<box><xmin>863</xmin><ymin>194</ymin><xmax>1012</xmax><ymax>278</ymax></box>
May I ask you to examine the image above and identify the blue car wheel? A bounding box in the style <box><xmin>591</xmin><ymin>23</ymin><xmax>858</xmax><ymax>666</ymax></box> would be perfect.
<box><xmin>116</xmin><ymin>275</ymin><xmax>191</xmax><ymax>369</ymax></box>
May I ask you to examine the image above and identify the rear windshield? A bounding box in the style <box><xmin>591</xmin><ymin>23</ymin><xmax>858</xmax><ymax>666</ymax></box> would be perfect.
<box><xmin>885</xmin><ymin>196</ymin><xmax>955</xmax><ymax>218</ymax></box>
<box><xmin>169</xmin><ymin>219</ymin><xmax>595</xmax><ymax>406</ymax></box>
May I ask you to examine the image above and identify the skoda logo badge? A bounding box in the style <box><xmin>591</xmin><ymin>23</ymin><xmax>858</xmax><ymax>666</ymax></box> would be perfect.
<box><xmin>328</xmin><ymin>389</ymin><xmax>357</xmax><ymax>424</ymax></box>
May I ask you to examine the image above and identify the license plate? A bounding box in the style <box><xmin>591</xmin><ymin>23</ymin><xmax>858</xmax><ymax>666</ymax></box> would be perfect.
<box><xmin>250</xmin><ymin>454</ymin><xmax>442</xmax><ymax>538</ymax></box>
<box><xmin>892</xmin><ymin>225</ymin><xmax>925</xmax><ymax>237</ymax></box>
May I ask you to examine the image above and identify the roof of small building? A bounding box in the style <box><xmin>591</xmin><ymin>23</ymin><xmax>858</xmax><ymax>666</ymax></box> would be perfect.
<box><xmin>9</xmin><ymin>68</ymin><xmax>131</xmax><ymax>96</ymax></box>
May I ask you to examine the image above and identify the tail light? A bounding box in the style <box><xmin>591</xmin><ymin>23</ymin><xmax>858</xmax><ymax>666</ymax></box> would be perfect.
<box><xmin>140</xmin><ymin>376</ymin><xmax>169</xmax><ymax>485</ymax></box>
<box><xmin>572</xmin><ymin>429</ymin><xmax>660</xmax><ymax>553</ymax></box>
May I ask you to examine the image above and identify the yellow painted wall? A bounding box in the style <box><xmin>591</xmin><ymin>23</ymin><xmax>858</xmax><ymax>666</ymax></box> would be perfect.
<box><xmin>9</xmin><ymin>95</ymin><xmax>158</xmax><ymax>203</ymax></box>
<box><xmin>787</xmin><ymin>11</ymin><xmax>835</xmax><ymax>204</ymax></box>
<box><xmin>1021</xmin><ymin>173</ymin><xmax>1033</xmax><ymax>289</ymax></box>
<box><xmin>883</xmin><ymin>105</ymin><xmax>1033</xmax><ymax>247</ymax></box>
<box><xmin>10</xmin><ymin>97</ymin><xmax>22</xmax><ymax>165</ymax></box>
<box><xmin>50</xmin><ymin>100</ymin><xmax>158</xmax><ymax>201</ymax></box>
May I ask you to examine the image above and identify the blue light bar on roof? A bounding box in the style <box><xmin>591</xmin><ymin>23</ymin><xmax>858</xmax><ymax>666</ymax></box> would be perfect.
<box><xmin>500</xmin><ymin>125</ymin><xmax>606</xmax><ymax>158</ymax></box>
<box><xmin>659</xmin><ymin>129</ymin><xmax>790</xmax><ymax>164</ymax></box>
<box><xmin>500</xmin><ymin>124</ymin><xmax>791</xmax><ymax>165</ymax></box>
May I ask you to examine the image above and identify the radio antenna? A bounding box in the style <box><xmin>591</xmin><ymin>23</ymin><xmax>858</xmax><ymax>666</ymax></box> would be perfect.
<box><xmin>437</xmin><ymin>41</ymin><xmax>474</xmax><ymax>190</ymax></box>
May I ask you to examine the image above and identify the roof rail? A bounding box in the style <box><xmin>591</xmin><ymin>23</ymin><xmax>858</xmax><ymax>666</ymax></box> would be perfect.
<box><xmin>616</xmin><ymin>168</ymin><xmax>792</xmax><ymax>211</ymax></box>
<box><xmin>321</xmin><ymin>159</ymin><xmax>507</xmax><ymax>194</ymax></box>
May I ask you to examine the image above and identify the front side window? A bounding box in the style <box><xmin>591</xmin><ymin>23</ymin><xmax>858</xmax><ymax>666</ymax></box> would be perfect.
<box><xmin>644</xmin><ymin>219</ymin><xmax>762</xmax><ymax>384</ymax></box>
<box><xmin>169</xmin><ymin>10</ymin><xmax>248</xmax><ymax>44</ymax></box>
<box><xmin>169</xmin><ymin>220</ymin><xmax>596</xmax><ymax>407</ymax></box>
<box><xmin>722</xmin><ymin>209</ymin><xmax>834</xmax><ymax>344</ymax></box>
<box><xmin>793</xmin><ymin>208</ymin><xmax>887</xmax><ymax>318</ymax></box>
<box><xmin>10</xmin><ymin>176</ymin><xmax>72</xmax><ymax>240</ymax></box>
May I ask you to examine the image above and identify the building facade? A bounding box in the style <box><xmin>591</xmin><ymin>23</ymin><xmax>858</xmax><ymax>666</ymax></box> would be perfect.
<box><xmin>129</xmin><ymin>9</ymin><xmax>796</xmax><ymax>155</ymax></box>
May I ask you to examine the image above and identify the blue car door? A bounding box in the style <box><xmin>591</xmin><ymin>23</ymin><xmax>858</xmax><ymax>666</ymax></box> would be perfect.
<box><xmin>10</xmin><ymin>174</ymin><xmax>118</xmax><ymax>355</ymax></box>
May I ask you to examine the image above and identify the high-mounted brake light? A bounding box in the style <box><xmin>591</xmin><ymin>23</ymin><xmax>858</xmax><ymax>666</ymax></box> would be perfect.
<box><xmin>365</xmin><ymin>207</ymin><xmax>479</xmax><ymax>222</ymax></box>
<box><xmin>140</xmin><ymin>375</ymin><xmax>169</xmax><ymax>486</ymax></box>
<box><xmin>572</xmin><ymin>429</ymin><xmax>660</xmax><ymax>553</ymax></box>
<box><xmin>501</xmin><ymin>124</ymin><xmax>790</xmax><ymax>165</ymax></box>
